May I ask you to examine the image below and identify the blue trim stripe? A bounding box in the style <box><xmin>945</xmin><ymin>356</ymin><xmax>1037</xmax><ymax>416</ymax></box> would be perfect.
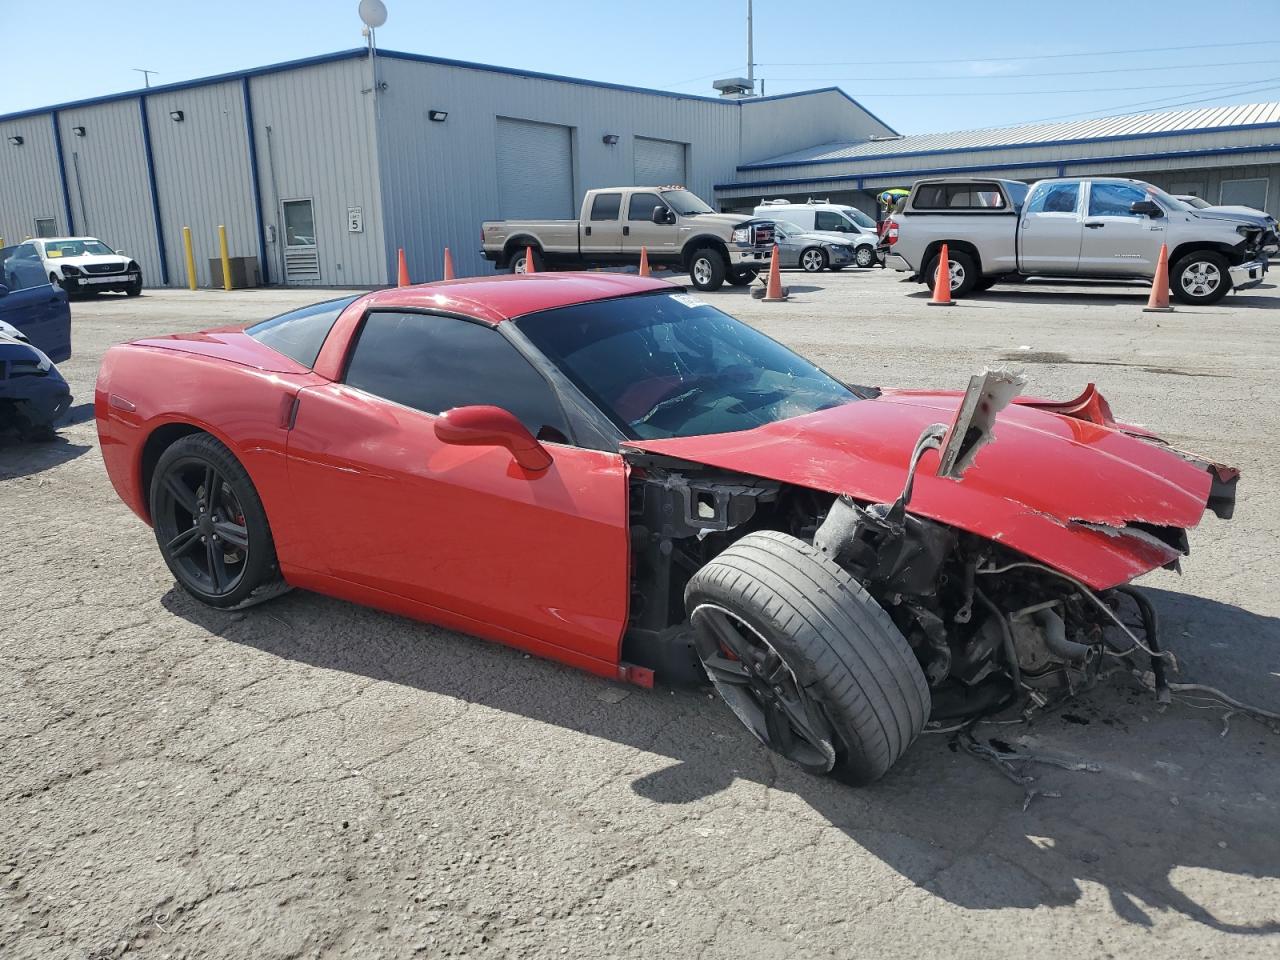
<box><xmin>137</xmin><ymin>97</ymin><xmax>169</xmax><ymax>285</ymax></box>
<box><xmin>50</xmin><ymin>112</ymin><xmax>75</xmax><ymax>235</ymax></box>
<box><xmin>715</xmin><ymin>140</ymin><xmax>1280</xmax><ymax>192</ymax></box>
<box><xmin>241</xmin><ymin>77</ymin><xmax>268</xmax><ymax>285</ymax></box>
<box><xmin>737</xmin><ymin>120</ymin><xmax>1280</xmax><ymax>172</ymax></box>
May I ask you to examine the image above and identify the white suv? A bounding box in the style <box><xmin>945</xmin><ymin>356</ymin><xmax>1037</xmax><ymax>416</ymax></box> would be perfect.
<box><xmin>13</xmin><ymin>237</ymin><xmax>142</xmax><ymax>297</ymax></box>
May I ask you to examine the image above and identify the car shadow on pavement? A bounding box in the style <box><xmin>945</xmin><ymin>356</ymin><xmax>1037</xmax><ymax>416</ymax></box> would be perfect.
<box><xmin>165</xmin><ymin>583</ymin><xmax>1280</xmax><ymax>933</ymax></box>
<box><xmin>0</xmin><ymin>434</ymin><xmax>90</xmax><ymax>479</ymax></box>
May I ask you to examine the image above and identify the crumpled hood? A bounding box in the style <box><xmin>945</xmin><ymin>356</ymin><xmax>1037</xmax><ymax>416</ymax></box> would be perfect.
<box><xmin>50</xmin><ymin>254</ymin><xmax>131</xmax><ymax>271</ymax></box>
<box><xmin>626</xmin><ymin>389</ymin><xmax>1220</xmax><ymax>590</ymax></box>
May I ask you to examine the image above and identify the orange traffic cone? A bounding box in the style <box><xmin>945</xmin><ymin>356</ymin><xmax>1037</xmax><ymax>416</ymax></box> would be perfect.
<box><xmin>760</xmin><ymin>245</ymin><xmax>787</xmax><ymax>302</ymax></box>
<box><xmin>397</xmin><ymin>248</ymin><xmax>410</xmax><ymax>287</ymax></box>
<box><xmin>638</xmin><ymin>246</ymin><xmax>651</xmax><ymax>277</ymax></box>
<box><xmin>928</xmin><ymin>243</ymin><xmax>954</xmax><ymax>306</ymax></box>
<box><xmin>443</xmin><ymin>247</ymin><xmax>456</xmax><ymax>281</ymax></box>
<box><xmin>523</xmin><ymin>245</ymin><xmax>536</xmax><ymax>275</ymax></box>
<box><xmin>1143</xmin><ymin>243</ymin><xmax>1174</xmax><ymax>313</ymax></box>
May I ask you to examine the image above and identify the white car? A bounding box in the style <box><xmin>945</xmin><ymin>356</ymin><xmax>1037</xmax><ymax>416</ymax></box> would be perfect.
<box><xmin>11</xmin><ymin>237</ymin><xmax>142</xmax><ymax>297</ymax></box>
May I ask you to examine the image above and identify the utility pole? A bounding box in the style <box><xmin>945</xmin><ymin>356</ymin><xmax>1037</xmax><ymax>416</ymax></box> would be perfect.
<box><xmin>133</xmin><ymin>68</ymin><xmax>157</xmax><ymax>88</ymax></box>
<box><xmin>747</xmin><ymin>0</ymin><xmax>754</xmax><ymax>94</ymax></box>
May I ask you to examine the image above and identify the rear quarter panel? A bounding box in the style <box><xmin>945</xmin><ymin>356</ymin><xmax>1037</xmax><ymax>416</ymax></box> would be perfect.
<box><xmin>482</xmin><ymin>220</ymin><xmax>581</xmax><ymax>255</ymax></box>
<box><xmin>95</xmin><ymin>343</ymin><xmax>321</xmax><ymax>566</ymax></box>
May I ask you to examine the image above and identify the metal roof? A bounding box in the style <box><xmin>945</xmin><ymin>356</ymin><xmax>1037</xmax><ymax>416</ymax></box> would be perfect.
<box><xmin>742</xmin><ymin>102</ymin><xmax>1280</xmax><ymax>170</ymax></box>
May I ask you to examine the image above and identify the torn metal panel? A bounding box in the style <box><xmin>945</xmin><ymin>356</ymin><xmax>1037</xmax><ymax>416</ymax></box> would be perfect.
<box><xmin>936</xmin><ymin>369</ymin><xmax>1025</xmax><ymax>479</ymax></box>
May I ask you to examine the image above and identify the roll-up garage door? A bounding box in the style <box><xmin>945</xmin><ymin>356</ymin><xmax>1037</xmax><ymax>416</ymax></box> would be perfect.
<box><xmin>495</xmin><ymin>118</ymin><xmax>574</xmax><ymax>219</ymax></box>
<box><xmin>634</xmin><ymin>137</ymin><xmax>687</xmax><ymax>186</ymax></box>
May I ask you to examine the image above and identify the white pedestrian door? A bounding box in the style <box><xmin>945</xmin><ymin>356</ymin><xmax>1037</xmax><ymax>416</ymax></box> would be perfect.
<box><xmin>282</xmin><ymin>198</ymin><xmax>320</xmax><ymax>282</ymax></box>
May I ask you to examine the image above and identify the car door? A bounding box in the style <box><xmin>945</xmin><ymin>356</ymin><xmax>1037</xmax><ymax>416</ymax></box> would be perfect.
<box><xmin>1017</xmin><ymin>181</ymin><xmax>1084</xmax><ymax>275</ymax></box>
<box><xmin>284</xmin><ymin>308</ymin><xmax>631</xmax><ymax>667</ymax></box>
<box><xmin>625</xmin><ymin>191</ymin><xmax>679</xmax><ymax>258</ymax></box>
<box><xmin>0</xmin><ymin>244</ymin><xmax>71</xmax><ymax>362</ymax></box>
<box><xmin>580</xmin><ymin>192</ymin><xmax>624</xmax><ymax>259</ymax></box>
<box><xmin>814</xmin><ymin>210</ymin><xmax>860</xmax><ymax>240</ymax></box>
<box><xmin>1079</xmin><ymin>181</ymin><xmax>1167</xmax><ymax>276</ymax></box>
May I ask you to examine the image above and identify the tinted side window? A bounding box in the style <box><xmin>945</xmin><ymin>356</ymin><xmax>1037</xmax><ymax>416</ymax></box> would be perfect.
<box><xmin>0</xmin><ymin>245</ymin><xmax>51</xmax><ymax>292</ymax></box>
<box><xmin>590</xmin><ymin>193</ymin><xmax>622</xmax><ymax>221</ymax></box>
<box><xmin>628</xmin><ymin>193</ymin><xmax>664</xmax><ymax>221</ymax></box>
<box><xmin>814</xmin><ymin>211</ymin><xmax>854</xmax><ymax>232</ymax></box>
<box><xmin>344</xmin><ymin>312</ymin><xmax>569</xmax><ymax>439</ymax></box>
<box><xmin>913</xmin><ymin>183</ymin><xmax>1006</xmax><ymax>210</ymax></box>
<box><xmin>1088</xmin><ymin>183</ymin><xmax>1147</xmax><ymax>217</ymax></box>
<box><xmin>246</xmin><ymin>296</ymin><xmax>359</xmax><ymax>368</ymax></box>
<box><xmin>1026</xmin><ymin>183</ymin><xmax>1079</xmax><ymax>215</ymax></box>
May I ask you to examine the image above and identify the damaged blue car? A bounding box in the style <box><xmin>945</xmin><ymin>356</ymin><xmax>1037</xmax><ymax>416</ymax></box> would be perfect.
<box><xmin>1</xmin><ymin>244</ymin><xmax>72</xmax><ymax>440</ymax></box>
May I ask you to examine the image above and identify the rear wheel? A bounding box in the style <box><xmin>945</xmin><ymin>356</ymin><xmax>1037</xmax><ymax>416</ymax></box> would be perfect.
<box><xmin>508</xmin><ymin>245</ymin><xmax>543</xmax><ymax>275</ymax></box>
<box><xmin>726</xmin><ymin>267</ymin><xmax>757</xmax><ymax>286</ymax></box>
<box><xmin>855</xmin><ymin>245</ymin><xmax>876</xmax><ymax>268</ymax></box>
<box><xmin>688</xmin><ymin>247</ymin><xmax>728</xmax><ymax>291</ymax></box>
<box><xmin>150</xmin><ymin>433</ymin><xmax>288</xmax><ymax>609</ymax></box>
<box><xmin>1171</xmin><ymin>251</ymin><xmax>1231</xmax><ymax>305</ymax></box>
<box><xmin>924</xmin><ymin>249</ymin><xmax>979</xmax><ymax>297</ymax></box>
<box><xmin>800</xmin><ymin>247</ymin><xmax>827</xmax><ymax>273</ymax></box>
<box><xmin>686</xmin><ymin>531</ymin><xmax>930</xmax><ymax>785</ymax></box>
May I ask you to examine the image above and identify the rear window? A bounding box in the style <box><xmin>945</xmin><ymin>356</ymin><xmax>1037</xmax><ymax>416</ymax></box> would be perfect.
<box><xmin>246</xmin><ymin>295</ymin><xmax>359</xmax><ymax>368</ymax></box>
<box><xmin>913</xmin><ymin>183</ymin><xmax>1008</xmax><ymax>210</ymax></box>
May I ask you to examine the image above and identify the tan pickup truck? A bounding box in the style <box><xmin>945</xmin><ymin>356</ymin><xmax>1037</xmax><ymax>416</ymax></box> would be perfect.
<box><xmin>481</xmin><ymin>186</ymin><xmax>776</xmax><ymax>291</ymax></box>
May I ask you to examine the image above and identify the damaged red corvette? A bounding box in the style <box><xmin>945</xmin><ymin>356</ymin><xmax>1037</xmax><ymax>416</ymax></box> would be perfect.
<box><xmin>96</xmin><ymin>275</ymin><xmax>1238</xmax><ymax>784</ymax></box>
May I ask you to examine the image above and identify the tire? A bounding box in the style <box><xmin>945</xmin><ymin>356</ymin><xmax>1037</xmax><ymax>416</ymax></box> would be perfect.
<box><xmin>800</xmin><ymin>247</ymin><xmax>827</xmax><ymax>273</ymax></box>
<box><xmin>726</xmin><ymin>267</ymin><xmax>757</xmax><ymax>287</ymax></box>
<box><xmin>685</xmin><ymin>531</ymin><xmax>930</xmax><ymax>785</ymax></box>
<box><xmin>1171</xmin><ymin>251</ymin><xmax>1231</xmax><ymax>305</ymax></box>
<box><xmin>924</xmin><ymin>249</ymin><xmax>979</xmax><ymax>297</ymax></box>
<box><xmin>508</xmin><ymin>245</ymin><xmax>543</xmax><ymax>275</ymax></box>
<box><xmin>854</xmin><ymin>245</ymin><xmax>876</xmax><ymax>268</ymax></box>
<box><xmin>149</xmin><ymin>433</ymin><xmax>289</xmax><ymax>610</ymax></box>
<box><xmin>125</xmin><ymin>277</ymin><xmax>142</xmax><ymax>297</ymax></box>
<box><xmin>688</xmin><ymin>247</ymin><xmax>727</xmax><ymax>291</ymax></box>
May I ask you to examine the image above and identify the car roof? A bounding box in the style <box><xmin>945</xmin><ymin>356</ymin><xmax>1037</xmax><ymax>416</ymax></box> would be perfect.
<box><xmin>354</xmin><ymin>273</ymin><xmax>678</xmax><ymax>324</ymax></box>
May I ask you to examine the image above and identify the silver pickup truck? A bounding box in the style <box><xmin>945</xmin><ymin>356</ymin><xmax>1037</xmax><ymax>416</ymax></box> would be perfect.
<box><xmin>481</xmin><ymin>186</ymin><xmax>775</xmax><ymax>291</ymax></box>
<box><xmin>885</xmin><ymin>176</ymin><xmax>1273</xmax><ymax>305</ymax></box>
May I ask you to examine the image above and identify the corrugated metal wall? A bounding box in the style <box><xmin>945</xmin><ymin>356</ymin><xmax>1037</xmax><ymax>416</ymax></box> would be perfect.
<box><xmin>248</xmin><ymin>58</ymin><xmax>386</xmax><ymax>287</ymax></box>
<box><xmin>145</xmin><ymin>81</ymin><xmax>259</xmax><ymax>288</ymax></box>
<box><xmin>374</xmin><ymin>57</ymin><xmax>744</xmax><ymax>284</ymax></box>
<box><xmin>56</xmin><ymin>99</ymin><xmax>163</xmax><ymax>284</ymax></box>
<box><xmin>0</xmin><ymin>116</ymin><xmax>65</xmax><ymax>245</ymax></box>
<box><xmin>738</xmin><ymin>91</ymin><xmax>896</xmax><ymax>165</ymax></box>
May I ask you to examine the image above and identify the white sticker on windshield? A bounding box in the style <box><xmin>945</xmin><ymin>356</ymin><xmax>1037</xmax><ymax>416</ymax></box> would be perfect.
<box><xmin>670</xmin><ymin>293</ymin><xmax>705</xmax><ymax>309</ymax></box>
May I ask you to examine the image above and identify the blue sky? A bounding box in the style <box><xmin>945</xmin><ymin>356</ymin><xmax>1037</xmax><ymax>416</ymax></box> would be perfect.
<box><xmin>6</xmin><ymin>0</ymin><xmax>1280</xmax><ymax>132</ymax></box>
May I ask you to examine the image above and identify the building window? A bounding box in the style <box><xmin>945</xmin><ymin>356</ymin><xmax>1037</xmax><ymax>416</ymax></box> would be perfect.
<box><xmin>34</xmin><ymin>218</ymin><xmax>57</xmax><ymax>238</ymax></box>
<box><xmin>1219</xmin><ymin>178</ymin><xmax>1268</xmax><ymax>212</ymax></box>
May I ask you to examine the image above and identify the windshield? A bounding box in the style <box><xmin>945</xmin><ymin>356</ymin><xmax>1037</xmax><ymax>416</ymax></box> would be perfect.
<box><xmin>845</xmin><ymin>207</ymin><xmax>876</xmax><ymax>229</ymax></box>
<box><xmin>517</xmin><ymin>293</ymin><xmax>857</xmax><ymax>440</ymax></box>
<box><xmin>43</xmin><ymin>239</ymin><xmax>114</xmax><ymax>257</ymax></box>
<box><xmin>660</xmin><ymin>189</ymin><xmax>714</xmax><ymax>216</ymax></box>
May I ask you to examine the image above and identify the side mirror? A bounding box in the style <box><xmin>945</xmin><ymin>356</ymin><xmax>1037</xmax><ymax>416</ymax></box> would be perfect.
<box><xmin>1130</xmin><ymin>200</ymin><xmax>1163</xmax><ymax>218</ymax></box>
<box><xmin>651</xmin><ymin>207</ymin><xmax>674</xmax><ymax>225</ymax></box>
<box><xmin>434</xmin><ymin>405</ymin><xmax>552</xmax><ymax>472</ymax></box>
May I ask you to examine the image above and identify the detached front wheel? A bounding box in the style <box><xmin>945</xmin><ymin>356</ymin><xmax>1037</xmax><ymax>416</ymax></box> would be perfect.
<box><xmin>686</xmin><ymin>531</ymin><xmax>930</xmax><ymax>785</ymax></box>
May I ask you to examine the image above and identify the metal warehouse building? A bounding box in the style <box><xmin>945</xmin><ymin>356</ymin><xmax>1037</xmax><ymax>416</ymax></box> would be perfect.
<box><xmin>0</xmin><ymin>49</ymin><xmax>891</xmax><ymax>288</ymax></box>
<box><xmin>718</xmin><ymin>103</ymin><xmax>1280</xmax><ymax>218</ymax></box>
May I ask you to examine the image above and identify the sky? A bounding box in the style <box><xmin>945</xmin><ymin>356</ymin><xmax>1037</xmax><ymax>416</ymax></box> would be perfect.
<box><xmin>4</xmin><ymin>0</ymin><xmax>1280</xmax><ymax>133</ymax></box>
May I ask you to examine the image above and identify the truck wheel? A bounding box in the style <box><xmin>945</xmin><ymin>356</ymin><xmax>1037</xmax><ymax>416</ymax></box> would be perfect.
<box><xmin>800</xmin><ymin>247</ymin><xmax>827</xmax><ymax>273</ymax></box>
<box><xmin>509</xmin><ymin>246</ymin><xmax>543</xmax><ymax>275</ymax></box>
<box><xmin>855</xmin><ymin>245</ymin><xmax>876</xmax><ymax>268</ymax></box>
<box><xmin>1171</xmin><ymin>251</ymin><xmax>1231</xmax><ymax>305</ymax></box>
<box><xmin>688</xmin><ymin>248</ymin><xmax>727</xmax><ymax>291</ymax></box>
<box><xmin>686</xmin><ymin>530</ymin><xmax>930</xmax><ymax>785</ymax></box>
<box><xmin>726</xmin><ymin>267</ymin><xmax>757</xmax><ymax>286</ymax></box>
<box><xmin>924</xmin><ymin>249</ymin><xmax>978</xmax><ymax>297</ymax></box>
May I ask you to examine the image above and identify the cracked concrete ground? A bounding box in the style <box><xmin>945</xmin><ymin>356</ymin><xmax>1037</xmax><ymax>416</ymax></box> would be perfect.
<box><xmin>2</xmin><ymin>268</ymin><xmax>1279</xmax><ymax>959</ymax></box>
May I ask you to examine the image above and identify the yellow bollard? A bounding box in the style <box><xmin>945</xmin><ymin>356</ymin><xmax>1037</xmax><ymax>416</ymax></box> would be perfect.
<box><xmin>217</xmin><ymin>224</ymin><xmax>232</xmax><ymax>292</ymax></box>
<box><xmin>182</xmin><ymin>226</ymin><xmax>197</xmax><ymax>291</ymax></box>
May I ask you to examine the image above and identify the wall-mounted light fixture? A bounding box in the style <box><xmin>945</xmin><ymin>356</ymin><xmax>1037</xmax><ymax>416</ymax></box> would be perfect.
<box><xmin>602</xmin><ymin>134</ymin><xmax>619</xmax><ymax>145</ymax></box>
<box><xmin>169</xmin><ymin>110</ymin><xmax>184</xmax><ymax>122</ymax></box>
<box><xmin>428</xmin><ymin>109</ymin><xmax>448</xmax><ymax>122</ymax></box>
<box><xmin>7</xmin><ymin>135</ymin><xmax>23</xmax><ymax>146</ymax></box>
<box><xmin>72</xmin><ymin>126</ymin><xmax>86</xmax><ymax>137</ymax></box>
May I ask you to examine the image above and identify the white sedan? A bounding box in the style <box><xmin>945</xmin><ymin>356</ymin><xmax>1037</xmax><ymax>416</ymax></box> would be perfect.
<box><xmin>11</xmin><ymin>237</ymin><xmax>142</xmax><ymax>296</ymax></box>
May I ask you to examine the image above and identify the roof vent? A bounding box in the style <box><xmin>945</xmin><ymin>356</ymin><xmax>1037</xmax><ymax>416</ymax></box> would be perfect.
<box><xmin>713</xmin><ymin>77</ymin><xmax>755</xmax><ymax>99</ymax></box>
<box><xmin>869</xmin><ymin>134</ymin><xmax>905</xmax><ymax>142</ymax></box>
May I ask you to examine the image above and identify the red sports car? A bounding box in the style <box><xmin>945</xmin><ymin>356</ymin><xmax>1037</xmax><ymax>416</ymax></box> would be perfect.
<box><xmin>96</xmin><ymin>275</ymin><xmax>1237</xmax><ymax>784</ymax></box>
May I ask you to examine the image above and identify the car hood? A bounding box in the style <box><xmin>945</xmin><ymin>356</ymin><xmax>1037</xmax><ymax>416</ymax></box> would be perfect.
<box><xmin>625</xmin><ymin>389</ymin><xmax>1220</xmax><ymax>590</ymax></box>
<box><xmin>1187</xmin><ymin>209</ymin><xmax>1272</xmax><ymax>229</ymax></box>
<box><xmin>683</xmin><ymin>212</ymin><xmax>754</xmax><ymax>230</ymax></box>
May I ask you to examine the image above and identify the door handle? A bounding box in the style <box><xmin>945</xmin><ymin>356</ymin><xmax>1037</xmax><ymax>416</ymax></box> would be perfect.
<box><xmin>1085</xmin><ymin>222</ymin><xmax>1106</xmax><ymax>228</ymax></box>
<box><xmin>623</xmin><ymin>225</ymin><xmax>630</xmax><ymax>236</ymax></box>
<box><xmin>584</xmin><ymin>226</ymin><xmax>592</xmax><ymax>236</ymax></box>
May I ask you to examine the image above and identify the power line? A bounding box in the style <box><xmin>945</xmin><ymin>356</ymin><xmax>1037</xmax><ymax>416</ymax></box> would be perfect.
<box><xmin>758</xmin><ymin>58</ymin><xmax>1280</xmax><ymax>85</ymax></box>
<box><xmin>759</xmin><ymin>39</ymin><xmax>1280</xmax><ymax>68</ymax></box>
<box><xmin>819</xmin><ymin>79</ymin><xmax>1260</xmax><ymax>98</ymax></box>
<box><xmin>1004</xmin><ymin>77</ymin><xmax>1280</xmax><ymax>125</ymax></box>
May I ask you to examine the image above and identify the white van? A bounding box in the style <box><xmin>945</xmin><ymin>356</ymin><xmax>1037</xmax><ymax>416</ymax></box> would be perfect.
<box><xmin>753</xmin><ymin>199</ymin><xmax>880</xmax><ymax>267</ymax></box>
